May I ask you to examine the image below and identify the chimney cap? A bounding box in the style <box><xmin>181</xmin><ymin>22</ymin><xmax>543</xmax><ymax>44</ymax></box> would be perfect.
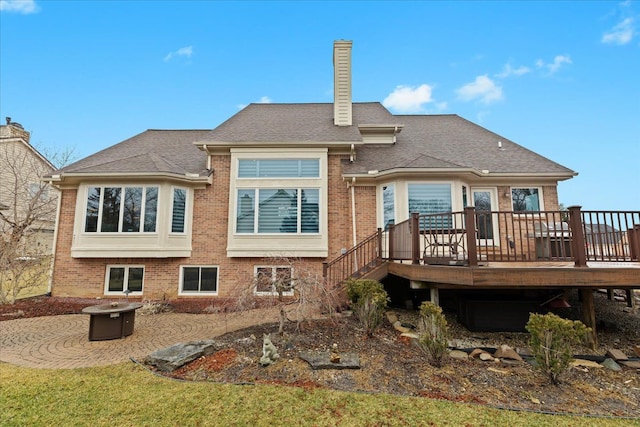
<box><xmin>5</xmin><ymin>117</ymin><xmax>24</xmax><ymax>129</ymax></box>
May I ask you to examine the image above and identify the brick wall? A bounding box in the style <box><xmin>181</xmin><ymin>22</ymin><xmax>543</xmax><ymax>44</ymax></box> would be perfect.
<box><xmin>51</xmin><ymin>153</ymin><xmax>365</xmax><ymax>301</ymax></box>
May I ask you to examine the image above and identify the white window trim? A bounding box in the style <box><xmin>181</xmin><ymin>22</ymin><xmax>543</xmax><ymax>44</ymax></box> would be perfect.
<box><xmin>253</xmin><ymin>266</ymin><xmax>294</xmax><ymax>296</ymax></box>
<box><xmin>83</xmin><ymin>185</ymin><xmax>160</xmax><ymax>234</ymax></box>
<box><xmin>235</xmin><ymin>188</ymin><xmax>321</xmax><ymax>235</ymax></box>
<box><xmin>379</xmin><ymin>183</ymin><xmax>396</xmax><ymax>230</ymax></box>
<box><xmin>104</xmin><ymin>265</ymin><xmax>144</xmax><ymax>295</ymax></box>
<box><xmin>226</xmin><ymin>148</ymin><xmax>328</xmax><ymax>258</ymax></box>
<box><xmin>170</xmin><ymin>186</ymin><xmax>188</xmax><ymax>235</ymax></box>
<box><xmin>178</xmin><ymin>265</ymin><xmax>219</xmax><ymax>296</ymax></box>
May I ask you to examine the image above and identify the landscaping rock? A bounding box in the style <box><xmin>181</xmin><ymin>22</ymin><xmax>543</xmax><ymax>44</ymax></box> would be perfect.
<box><xmin>493</xmin><ymin>344</ymin><xmax>523</xmax><ymax>362</ymax></box>
<box><xmin>633</xmin><ymin>345</ymin><xmax>640</xmax><ymax>357</ymax></box>
<box><xmin>449</xmin><ymin>349</ymin><xmax>468</xmax><ymax>360</ymax></box>
<box><xmin>393</xmin><ymin>321</ymin><xmax>412</xmax><ymax>333</ymax></box>
<box><xmin>605</xmin><ymin>349</ymin><xmax>628</xmax><ymax>361</ymax></box>
<box><xmin>399</xmin><ymin>331</ymin><xmax>419</xmax><ymax>346</ymax></box>
<box><xmin>299</xmin><ymin>351</ymin><xmax>360</xmax><ymax>370</ymax></box>
<box><xmin>469</xmin><ymin>348</ymin><xmax>488</xmax><ymax>359</ymax></box>
<box><xmin>619</xmin><ymin>360</ymin><xmax>640</xmax><ymax>369</ymax></box>
<box><xmin>386</xmin><ymin>311</ymin><xmax>399</xmax><ymax>325</ymax></box>
<box><xmin>479</xmin><ymin>352</ymin><xmax>496</xmax><ymax>362</ymax></box>
<box><xmin>601</xmin><ymin>358</ymin><xmax>622</xmax><ymax>372</ymax></box>
<box><xmin>145</xmin><ymin>340</ymin><xmax>219</xmax><ymax>372</ymax></box>
<box><xmin>571</xmin><ymin>359</ymin><xmax>603</xmax><ymax>369</ymax></box>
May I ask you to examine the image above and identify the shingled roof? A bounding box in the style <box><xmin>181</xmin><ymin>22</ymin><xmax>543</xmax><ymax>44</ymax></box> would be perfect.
<box><xmin>343</xmin><ymin>113</ymin><xmax>575</xmax><ymax>176</ymax></box>
<box><xmin>200</xmin><ymin>102</ymin><xmax>396</xmax><ymax>143</ymax></box>
<box><xmin>56</xmin><ymin>130</ymin><xmax>212</xmax><ymax>176</ymax></box>
<box><xmin>53</xmin><ymin>103</ymin><xmax>574</xmax><ymax>179</ymax></box>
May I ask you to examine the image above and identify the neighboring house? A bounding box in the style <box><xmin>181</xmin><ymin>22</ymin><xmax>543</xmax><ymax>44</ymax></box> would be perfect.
<box><xmin>49</xmin><ymin>41</ymin><xmax>634</xmax><ymax>310</ymax></box>
<box><xmin>0</xmin><ymin>118</ymin><xmax>57</xmax><ymax>255</ymax></box>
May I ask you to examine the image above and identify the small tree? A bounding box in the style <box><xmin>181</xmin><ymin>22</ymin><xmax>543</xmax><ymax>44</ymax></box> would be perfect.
<box><xmin>0</xmin><ymin>137</ymin><xmax>75</xmax><ymax>304</ymax></box>
<box><xmin>345</xmin><ymin>278</ymin><xmax>389</xmax><ymax>337</ymax></box>
<box><xmin>417</xmin><ymin>301</ymin><xmax>449</xmax><ymax>367</ymax></box>
<box><xmin>526</xmin><ymin>312</ymin><xmax>591</xmax><ymax>385</ymax></box>
<box><xmin>228</xmin><ymin>256</ymin><xmax>341</xmax><ymax>334</ymax></box>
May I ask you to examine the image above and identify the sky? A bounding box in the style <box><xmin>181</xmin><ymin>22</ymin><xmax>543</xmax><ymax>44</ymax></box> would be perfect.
<box><xmin>1</xmin><ymin>0</ymin><xmax>638</xmax><ymax>211</ymax></box>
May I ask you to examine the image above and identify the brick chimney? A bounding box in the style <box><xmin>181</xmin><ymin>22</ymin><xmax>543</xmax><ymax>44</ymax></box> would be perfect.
<box><xmin>1</xmin><ymin>117</ymin><xmax>31</xmax><ymax>143</ymax></box>
<box><xmin>333</xmin><ymin>40</ymin><xmax>353</xmax><ymax>126</ymax></box>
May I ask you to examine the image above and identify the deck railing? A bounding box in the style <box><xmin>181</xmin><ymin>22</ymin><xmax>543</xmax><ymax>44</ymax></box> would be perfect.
<box><xmin>323</xmin><ymin>206</ymin><xmax>640</xmax><ymax>286</ymax></box>
<box><xmin>322</xmin><ymin>229</ymin><xmax>384</xmax><ymax>289</ymax></box>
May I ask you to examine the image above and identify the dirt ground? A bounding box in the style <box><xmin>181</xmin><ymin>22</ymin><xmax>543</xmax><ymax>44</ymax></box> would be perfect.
<box><xmin>1</xmin><ymin>292</ymin><xmax>639</xmax><ymax>418</ymax></box>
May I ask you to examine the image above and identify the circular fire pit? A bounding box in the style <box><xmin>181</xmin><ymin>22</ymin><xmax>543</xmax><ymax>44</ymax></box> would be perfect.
<box><xmin>82</xmin><ymin>302</ymin><xmax>143</xmax><ymax>341</ymax></box>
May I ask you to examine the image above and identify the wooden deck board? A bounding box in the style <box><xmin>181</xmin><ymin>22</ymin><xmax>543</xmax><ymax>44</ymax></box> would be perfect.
<box><xmin>387</xmin><ymin>260</ymin><xmax>640</xmax><ymax>289</ymax></box>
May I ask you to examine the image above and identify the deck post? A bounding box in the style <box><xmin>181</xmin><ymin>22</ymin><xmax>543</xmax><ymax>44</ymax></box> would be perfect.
<box><xmin>568</xmin><ymin>206</ymin><xmax>587</xmax><ymax>267</ymax></box>
<box><xmin>430</xmin><ymin>287</ymin><xmax>440</xmax><ymax>306</ymax></box>
<box><xmin>629</xmin><ymin>225</ymin><xmax>640</xmax><ymax>261</ymax></box>
<box><xmin>464</xmin><ymin>206</ymin><xmax>478</xmax><ymax>266</ymax></box>
<box><xmin>322</xmin><ymin>262</ymin><xmax>328</xmax><ymax>280</ymax></box>
<box><xmin>411</xmin><ymin>212</ymin><xmax>420</xmax><ymax>265</ymax></box>
<box><xmin>388</xmin><ymin>224</ymin><xmax>395</xmax><ymax>261</ymax></box>
<box><xmin>376</xmin><ymin>228</ymin><xmax>383</xmax><ymax>261</ymax></box>
<box><xmin>626</xmin><ymin>289</ymin><xmax>635</xmax><ymax>308</ymax></box>
<box><xmin>579</xmin><ymin>289</ymin><xmax>598</xmax><ymax>349</ymax></box>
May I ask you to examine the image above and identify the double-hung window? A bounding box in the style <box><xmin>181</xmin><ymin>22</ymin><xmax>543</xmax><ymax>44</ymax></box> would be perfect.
<box><xmin>85</xmin><ymin>186</ymin><xmax>158</xmax><ymax>233</ymax></box>
<box><xmin>105</xmin><ymin>265</ymin><xmax>144</xmax><ymax>294</ymax></box>
<box><xmin>236</xmin><ymin>159</ymin><xmax>320</xmax><ymax>234</ymax></box>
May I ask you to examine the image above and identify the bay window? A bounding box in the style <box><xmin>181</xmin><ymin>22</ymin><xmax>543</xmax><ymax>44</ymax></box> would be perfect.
<box><xmin>84</xmin><ymin>186</ymin><xmax>158</xmax><ymax>233</ymax></box>
<box><xmin>383</xmin><ymin>184</ymin><xmax>395</xmax><ymax>229</ymax></box>
<box><xmin>408</xmin><ymin>183</ymin><xmax>452</xmax><ymax>228</ymax></box>
<box><xmin>171</xmin><ymin>188</ymin><xmax>187</xmax><ymax>233</ymax></box>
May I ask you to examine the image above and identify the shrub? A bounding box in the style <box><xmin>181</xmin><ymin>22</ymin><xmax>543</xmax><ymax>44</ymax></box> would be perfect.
<box><xmin>417</xmin><ymin>301</ymin><xmax>449</xmax><ymax>367</ymax></box>
<box><xmin>345</xmin><ymin>279</ymin><xmax>389</xmax><ymax>336</ymax></box>
<box><xmin>525</xmin><ymin>312</ymin><xmax>591</xmax><ymax>385</ymax></box>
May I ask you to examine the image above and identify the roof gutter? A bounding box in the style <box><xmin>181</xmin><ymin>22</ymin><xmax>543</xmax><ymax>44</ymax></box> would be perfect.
<box><xmin>46</xmin><ymin>171</ymin><xmax>213</xmax><ymax>188</ymax></box>
<box><xmin>343</xmin><ymin>168</ymin><xmax>577</xmax><ymax>182</ymax></box>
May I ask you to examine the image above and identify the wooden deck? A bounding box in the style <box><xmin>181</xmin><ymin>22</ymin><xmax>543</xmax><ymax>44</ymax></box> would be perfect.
<box><xmin>385</xmin><ymin>260</ymin><xmax>640</xmax><ymax>290</ymax></box>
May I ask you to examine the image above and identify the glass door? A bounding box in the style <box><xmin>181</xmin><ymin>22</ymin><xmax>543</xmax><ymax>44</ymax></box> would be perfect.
<box><xmin>472</xmin><ymin>189</ymin><xmax>499</xmax><ymax>246</ymax></box>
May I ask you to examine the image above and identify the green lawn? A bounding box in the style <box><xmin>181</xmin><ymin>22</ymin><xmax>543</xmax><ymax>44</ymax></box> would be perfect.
<box><xmin>1</xmin><ymin>363</ymin><xmax>636</xmax><ymax>427</ymax></box>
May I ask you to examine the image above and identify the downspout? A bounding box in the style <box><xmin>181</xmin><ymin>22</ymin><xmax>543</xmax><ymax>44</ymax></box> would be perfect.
<box><xmin>350</xmin><ymin>177</ymin><xmax>357</xmax><ymax>247</ymax></box>
<box><xmin>204</xmin><ymin>145</ymin><xmax>211</xmax><ymax>170</ymax></box>
<box><xmin>48</xmin><ymin>182</ymin><xmax>63</xmax><ymax>295</ymax></box>
<box><xmin>349</xmin><ymin>177</ymin><xmax>358</xmax><ymax>272</ymax></box>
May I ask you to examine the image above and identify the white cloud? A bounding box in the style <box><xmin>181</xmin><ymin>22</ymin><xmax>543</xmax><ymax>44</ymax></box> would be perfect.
<box><xmin>536</xmin><ymin>55</ymin><xmax>572</xmax><ymax>75</ymax></box>
<box><xmin>602</xmin><ymin>17</ymin><xmax>635</xmax><ymax>45</ymax></box>
<box><xmin>0</xmin><ymin>0</ymin><xmax>38</xmax><ymax>14</ymax></box>
<box><xmin>237</xmin><ymin>96</ymin><xmax>273</xmax><ymax>110</ymax></box>
<box><xmin>495</xmin><ymin>63</ymin><xmax>531</xmax><ymax>78</ymax></box>
<box><xmin>456</xmin><ymin>75</ymin><xmax>503</xmax><ymax>104</ymax></box>
<box><xmin>164</xmin><ymin>46</ymin><xmax>193</xmax><ymax>62</ymax></box>
<box><xmin>382</xmin><ymin>84</ymin><xmax>434</xmax><ymax>113</ymax></box>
